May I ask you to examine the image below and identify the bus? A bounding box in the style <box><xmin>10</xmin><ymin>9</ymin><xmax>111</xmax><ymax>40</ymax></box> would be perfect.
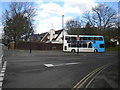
<box><xmin>63</xmin><ymin>35</ymin><xmax>105</xmax><ymax>53</ymax></box>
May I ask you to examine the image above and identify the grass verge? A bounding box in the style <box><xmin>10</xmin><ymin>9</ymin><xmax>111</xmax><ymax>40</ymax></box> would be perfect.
<box><xmin>106</xmin><ymin>46</ymin><xmax>120</xmax><ymax>51</ymax></box>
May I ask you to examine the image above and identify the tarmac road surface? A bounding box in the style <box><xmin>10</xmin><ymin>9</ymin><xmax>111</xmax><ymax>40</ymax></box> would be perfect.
<box><xmin>2</xmin><ymin>49</ymin><xmax>119</xmax><ymax>89</ymax></box>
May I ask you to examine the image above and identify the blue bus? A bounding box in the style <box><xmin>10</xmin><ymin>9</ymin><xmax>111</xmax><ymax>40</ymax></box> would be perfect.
<box><xmin>63</xmin><ymin>35</ymin><xmax>105</xmax><ymax>52</ymax></box>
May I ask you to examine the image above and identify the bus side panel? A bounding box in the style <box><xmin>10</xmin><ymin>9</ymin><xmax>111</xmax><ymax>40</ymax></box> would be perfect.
<box><xmin>98</xmin><ymin>48</ymin><xmax>105</xmax><ymax>52</ymax></box>
<box><xmin>92</xmin><ymin>41</ymin><xmax>105</xmax><ymax>52</ymax></box>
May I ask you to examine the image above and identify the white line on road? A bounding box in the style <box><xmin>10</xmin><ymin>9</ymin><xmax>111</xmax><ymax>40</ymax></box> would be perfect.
<box><xmin>44</xmin><ymin>62</ymin><xmax>81</xmax><ymax>67</ymax></box>
<box><xmin>0</xmin><ymin>61</ymin><xmax>7</xmax><ymax>90</ymax></box>
<box><xmin>0</xmin><ymin>55</ymin><xmax>3</xmax><ymax>61</ymax></box>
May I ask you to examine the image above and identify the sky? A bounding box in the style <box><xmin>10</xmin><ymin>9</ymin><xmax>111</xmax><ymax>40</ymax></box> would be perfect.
<box><xmin>0</xmin><ymin>0</ymin><xmax>119</xmax><ymax>39</ymax></box>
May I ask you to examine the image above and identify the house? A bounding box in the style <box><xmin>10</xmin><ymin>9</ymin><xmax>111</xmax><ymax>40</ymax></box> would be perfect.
<box><xmin>110</xmin><ymin>38</ymin><xmax>119</xmax><ymax>46</ymax></box>
<box><xmin>40</xmin><ymin>29</ymin><xmax>68</xmax><ymax>44</ymax></box>
<box><xmin>40</xmin><ymin>32</ymin><xmax>50</xmax><ymax>43</ymax></box>
<box><xmin>31</xmin><ymin>34</ymin><xmax>41</xmax><ymax>42</ymax></box>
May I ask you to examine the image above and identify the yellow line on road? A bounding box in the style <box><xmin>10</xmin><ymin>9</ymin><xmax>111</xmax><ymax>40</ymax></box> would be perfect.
<box><xmin>72</xmin><ymin>62</ymin><xmax>114</xmax><ymax>90</ymax></box>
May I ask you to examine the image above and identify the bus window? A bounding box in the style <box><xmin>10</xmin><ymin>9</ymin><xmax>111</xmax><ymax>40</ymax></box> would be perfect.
<box><xmin>83</xmin><ymin>37</ymin><xmax>87</xmax><ymax>40</ymax></box>
<box><xmin>71</xmin><ymin>37</ymin><xmax>76</xmax><ymax>41</ymax></box>
<box><xmin>99</xmin><ymin>37</ymin><xmax>103</xmax><ymax>41</ymax></box>
<box><xmin>80</xmin><ymin>37</ymin><xmax>83</xmax><ymax>40</ymax></box>
<box><xmin>94</xmin><ymin>37</ymin><xmax>99</xmax><ymax>40</ymax></box>
<box><xmin>100</xmin><ymin>44</ymin><xmax>104</xmax><ymax>48</ymax></box>
<box><xmin>65</xmin><ymin>36</ymin><xmax>70</xmax><ymax>41</ymax></box>
<box><xmin>88</xmin><ymin>37</ymin><xmax>93</xmax><ymax>40</ymax></box>
<box><xmin>71</xmin><ymin>43</ymin><xmax>77</xmax><ymax>47</ymax></box>
<box><xmin>68</xmin><ymin>44</ymin><xmax>70</xmax><ymax>47</ymax></box>
<box><xmin>78</xmin><ymin>44</ymin><xmax>82</xmax><ymax>47</ymax></box>
<box><xmin>83</xmin><ymin>44</ymin><xmax>87</xmax><ymax>48</ymax></box>
<box><xmin>64</xmin><ymin>46</ymin><xmax>67</xmax><ymax>50</ymax></box>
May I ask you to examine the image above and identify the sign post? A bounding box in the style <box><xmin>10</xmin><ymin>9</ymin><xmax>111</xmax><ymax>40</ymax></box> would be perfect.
<box><xmin>77</xmin><ymin>35</ymin><xmax>80</xmax><ymax>54</ymax></box>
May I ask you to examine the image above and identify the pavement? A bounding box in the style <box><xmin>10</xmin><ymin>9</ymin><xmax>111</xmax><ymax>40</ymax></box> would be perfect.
<box><xmin>1</xmin><ymin>49</ymin><xmax>119</xmax><ymax>89</ymax></box>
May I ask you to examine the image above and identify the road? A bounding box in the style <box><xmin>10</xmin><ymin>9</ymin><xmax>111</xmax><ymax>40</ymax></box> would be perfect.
<box><xmin>2</xmin><ymin>49</ymin><xmax>119</xmax><ymax>88</ymax></box>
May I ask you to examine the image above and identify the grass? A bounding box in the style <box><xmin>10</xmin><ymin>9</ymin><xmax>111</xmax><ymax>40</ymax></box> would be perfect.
<box><xmin>106</xmin><ymin>46</ymin><xmax>120</xmax><ymax>51</ymax></box>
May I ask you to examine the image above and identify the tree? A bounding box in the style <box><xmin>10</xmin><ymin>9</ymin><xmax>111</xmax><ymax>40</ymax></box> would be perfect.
<box><xmin>81</xmin><ymin>22</ymin><xmax>97</xmax><ymax>35</ymax></box>
<box><xmin>2</xmin><ymin>2</ymin><xmax>36</xmax><ymax>43</ymax></box>
<box><xmin>66</xmin><ymin>18</ymin><xmax>81</xmax><ymax>34</ymax></box>
<box><xmin>83</xmin><ymin>4</ymin><xmax>117</xmax><ymax>31</ymax></box>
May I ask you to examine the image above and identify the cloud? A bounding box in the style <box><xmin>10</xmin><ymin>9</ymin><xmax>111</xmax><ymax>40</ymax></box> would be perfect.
<box><xmin>35</xmin><ymin>16</ymin><xmax>73</xmax><ymax>34</ymax></box>
<box><xmin>95</xmin><ymin>0</ymin><xmax>119</xmax><ymax>2</ymax></box>
<box><xmin>36</xmin><ymin>2</ymin><xmax>63</xmax><ymax>18</ymax></box>
<box><xmin>34</xmin><ymin>0</ymin><xmax>99</xmax><ymax>34</ymax></box>
<box><xmin>1</xmin><ymin>0</ymin><xmax>43</xmax><ymax>2</ymax></box>
<box><xmin>63</xmin><ymin>0</ymin><xmax>98</xmax><ymax>14</ymax></box>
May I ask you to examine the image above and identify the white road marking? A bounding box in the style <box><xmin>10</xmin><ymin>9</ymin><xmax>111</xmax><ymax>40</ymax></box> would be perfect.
<box><xmin>0</xmin><ymin>82</ymin><xmax>2</xmax><ymax>87</ymax></box>
<box><xmin>44</xmin><ymin>62</ymin><xmax>80</xmax><ymax>67</ymax></box>
<box><xmin>0</xmin><ymin>77</ymin><xmax>3</xmax><ymax>81</ymax></box>
<box><xmin>44</xmin><ymin>64</ymin><xmax>54</xmax><ymax>67</ymax></box>
<box><xmin>0</xmin><ymin>61</ymin><xmax>7</xmax><ymax>89</ymax></box>
<box><xmin>0</xmin><ymin>55</ymin><xmax>3</xmax><ymax>59</ymax></box>
<box><xmin>0</xmin><ymin>73</ymin><xmax>4</xmax><ymax>77</ymax></box>
<box><xmin>1</xmin><ymin>71</ymin><xmax>5</xmax><ymax>73</ymax></box>
<box><xmin>0</xmin><ymin>55</ymin><xmax>3</xmax><ymax>61</ymax></box>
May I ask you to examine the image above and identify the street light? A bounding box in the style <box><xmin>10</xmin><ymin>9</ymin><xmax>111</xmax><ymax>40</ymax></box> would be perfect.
<box><xmin>29</xmin><ymin>33</ymin><xmax>32</xmax><ymax>54</ymax></box>
<box><xmin>24</xmin><ymin>10</ymin><xmax>32</xmax><ymax>54</ymax></box>
<box><xmin>62</xmin><ymin>15</ymin><xmax>64</xmax><ymax>42</ymax></box>
<box><xmin>77</xmin><ymin>34</ymin><xmax>79</xmax><ymax>54</ymax></box>
<box><xmin>62</xmin><ymin>15</ymin><xmax>64</xmax><ymax>30</ymax></box>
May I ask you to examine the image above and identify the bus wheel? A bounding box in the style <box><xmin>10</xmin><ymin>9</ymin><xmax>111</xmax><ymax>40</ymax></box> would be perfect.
<box><xmin>71</xmin><ymin>49</ymin><xmax>76</xmax><ymax>53</ymax></box>
<box><xmin>94</xmin><ymin>49</ymin><xmax>98</xmax><ymax>53</ymax></box>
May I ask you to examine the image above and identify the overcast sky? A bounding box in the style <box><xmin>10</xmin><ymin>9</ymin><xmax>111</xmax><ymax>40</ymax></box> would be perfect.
<box><xmin>0</xmin><ymin>0</ymin><xmax>119</xmax><ymax>39</ymax></box>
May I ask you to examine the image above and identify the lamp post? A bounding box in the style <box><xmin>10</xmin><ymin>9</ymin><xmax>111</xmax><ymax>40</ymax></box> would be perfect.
<box><xmin>29</xmin><ymin>33</ymin><xmax>32</xmax><ymax>54</ymax></box>
<box><xmin>62</xmin><ymin>15</ymin><xmax>64</xmax><ymax>29</ymax></box>
<box><xmin>77</xmin><ymin>34</ymin><xmax>79</xmax><ymax>54</ymax></box>
<box><xmin>62</xmin><ymin>15</ymin><xmax>64</xmax><ymax>43</ymax></box>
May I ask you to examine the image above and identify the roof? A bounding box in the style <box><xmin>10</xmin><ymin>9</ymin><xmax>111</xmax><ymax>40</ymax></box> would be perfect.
<box><xmin>40</xmin><ymin>32</ymin><xmax>48</xmax><ymax>36</ymax></box>
<box><xmin>55</xmin><ymin>30</ymin><xmax>63</xmax><ymax>34</ymax></box>
<box><xmin>54</xmin><ymin>30</ymin><xmax>63</xmax><ymax>40</ymax></box>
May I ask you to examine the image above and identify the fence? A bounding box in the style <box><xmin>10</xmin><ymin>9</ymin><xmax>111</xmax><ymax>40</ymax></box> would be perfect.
<box><xmin>15</xmin><ymin>42</ymin><xmax>63</xmax><ymax>50</ymax></box>
<box><xmin>11</xmin><ymin>41</ymin><xmax>119</xmax><ymax>50</ymax></box>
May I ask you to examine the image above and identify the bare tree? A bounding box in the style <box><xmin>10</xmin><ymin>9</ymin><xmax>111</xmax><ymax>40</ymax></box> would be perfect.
<box><xmin>83</xmin><ymin>4</ymin><xmax>117</xmax><ymax>30</ymax></box>
<box><xmin>66</xmin><ymin>17</ymin><xmax>81</xmax><ymax>34</ymax></box>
